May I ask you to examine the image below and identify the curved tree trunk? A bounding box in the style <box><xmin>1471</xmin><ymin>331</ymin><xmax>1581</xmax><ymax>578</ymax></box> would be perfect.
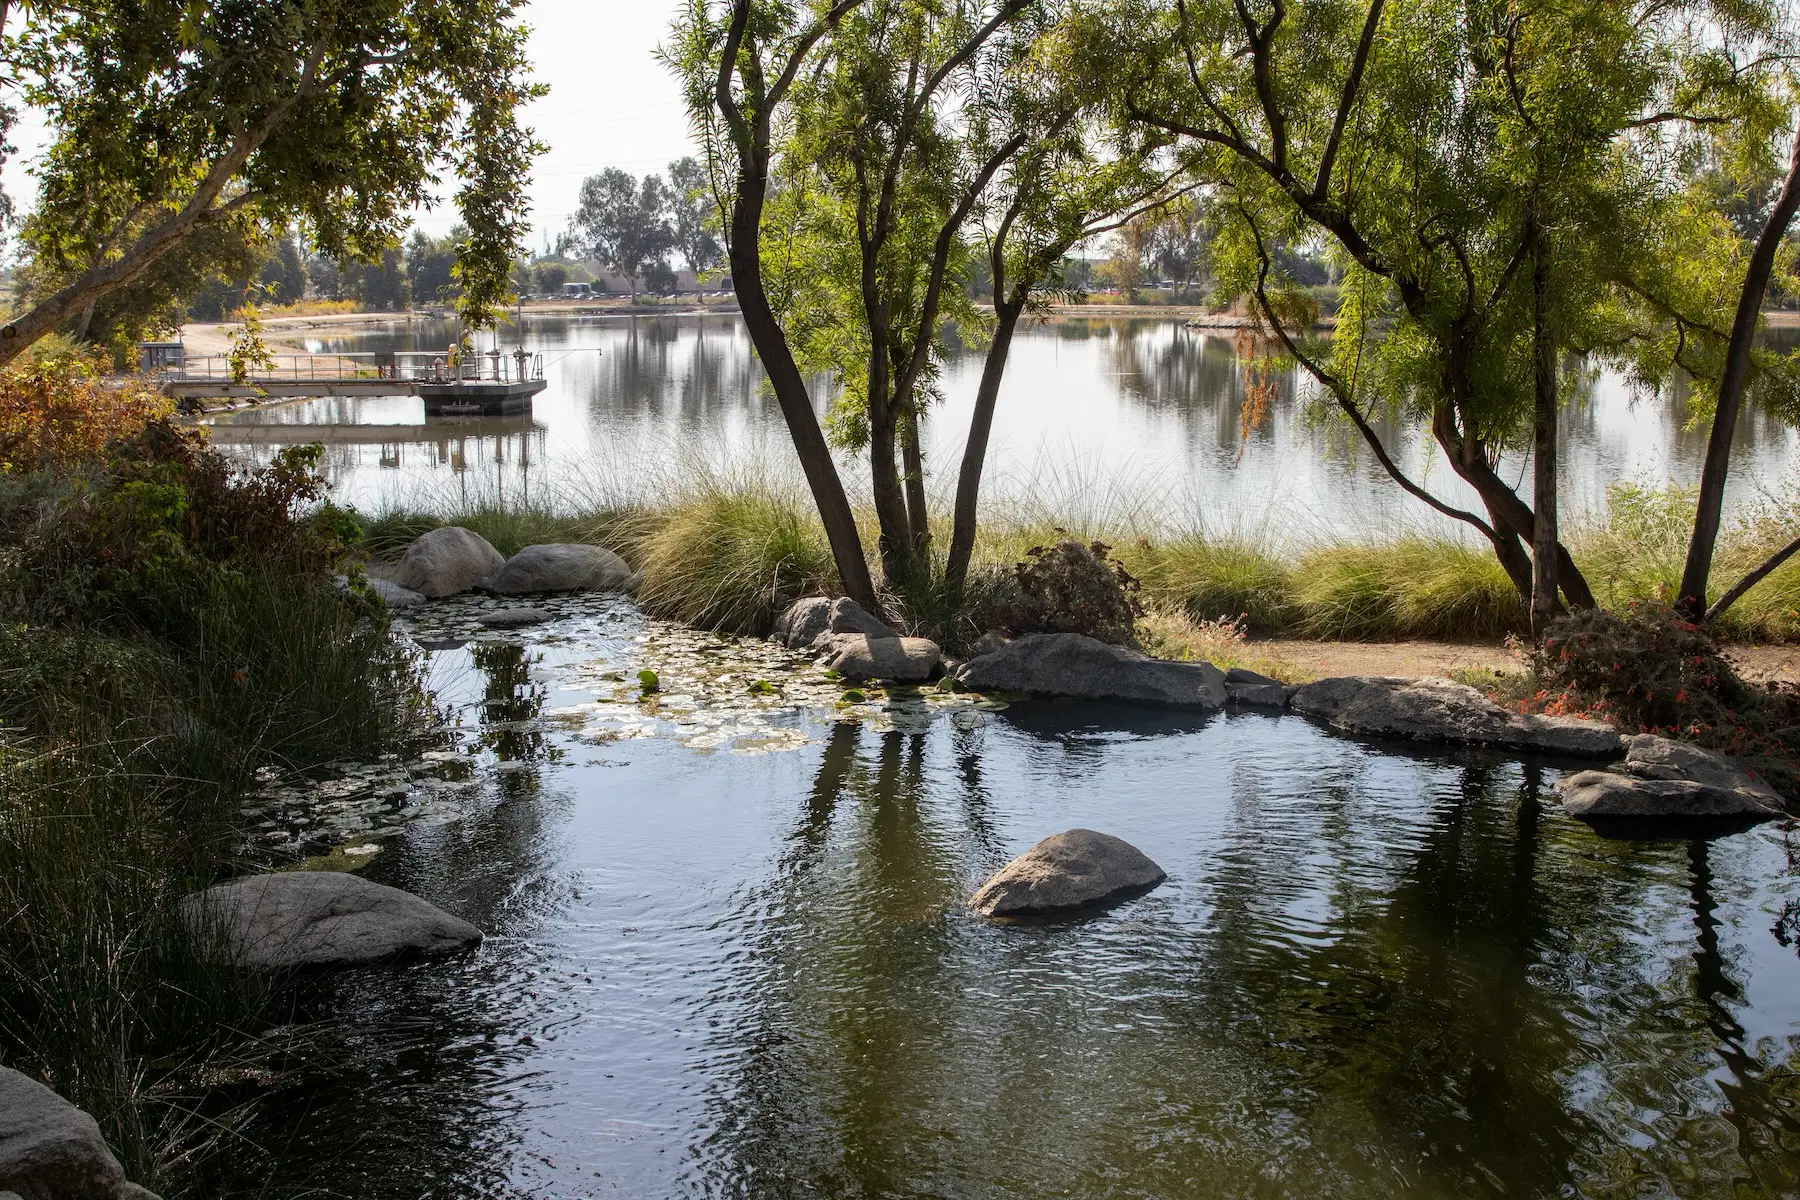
<box><xmin>1677</xmin><ymin>125</ymin><xmax>1800</xmax><ymax>618</ymax></box>
<box><xmin>1530</xmin><ymin>210</ymin><xmax>1560</xmax><ymax>635</ymax></box>
<box><xmin>945</xmin><ymin>294</ymin><xmax>1026</xmax><ymax>596</ymax></box>
<box><xmin>728</xmin><ymin>163</ymin><xmax>877</xmax><ymax>612</ymax></box>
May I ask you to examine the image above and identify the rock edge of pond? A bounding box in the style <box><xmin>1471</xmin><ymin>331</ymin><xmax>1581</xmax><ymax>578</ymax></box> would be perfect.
<box><xmin>0</xmin><ymin>1067</ymin><xmax>162</xmax><ymax>1200</ymax></box>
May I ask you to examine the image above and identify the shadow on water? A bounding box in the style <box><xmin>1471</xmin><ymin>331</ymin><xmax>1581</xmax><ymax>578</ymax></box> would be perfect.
<box><xmin>689</xmin><ymin>716</ymin><xmax>1800</xmax><ymax>1199</ymax></box>
<box><xmin>211</xmin><ymin>638</ymin><xmax>1800</xmax><ymax>1199</ymax></box>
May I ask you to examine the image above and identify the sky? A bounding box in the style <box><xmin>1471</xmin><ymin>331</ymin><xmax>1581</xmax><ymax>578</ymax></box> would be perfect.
<box><xmin>1</xmin><ymin>0</ymin><xmax>701</xmax><ymax>251</ymax></box>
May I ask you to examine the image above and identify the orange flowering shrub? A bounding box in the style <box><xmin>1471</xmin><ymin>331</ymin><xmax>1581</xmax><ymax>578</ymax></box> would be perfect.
<box><xmin>1526</xmin><ymin>603</ymin><xmax>1800</xmax><ymax>798</ymax></box>
<box><xmin>0</xmin><ymin>355</ymin><xmax>173</xmax><ymax>473</ymax></box>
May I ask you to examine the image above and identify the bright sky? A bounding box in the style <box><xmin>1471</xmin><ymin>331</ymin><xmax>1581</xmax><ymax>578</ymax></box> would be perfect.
<box><xmin>1</xmin><ymin>0</ymin><xmax>701</xmax><ymax>251</ymax></box>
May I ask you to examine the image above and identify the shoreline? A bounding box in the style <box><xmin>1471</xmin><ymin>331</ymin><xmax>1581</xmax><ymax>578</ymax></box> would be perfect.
<box><xmin>179</xmin><ymin>301</ymin><xmax>1800</xmax><ymax>356</ymax></box>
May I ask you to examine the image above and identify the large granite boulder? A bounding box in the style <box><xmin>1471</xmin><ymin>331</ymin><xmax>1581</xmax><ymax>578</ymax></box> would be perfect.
<box><xmin>183</xmin><ymin>872</ymin><xmax>482</xmax><ymax>970</ymax></box>
<box><xmin>970</xmin><ymin>829</ymin><xmax>1166</xmax><ymax>917</ymax></box>
<box><xmin>772</xmin><ymin>596</ymin><xmax>899</xmax><ymax>648</ymax></box>
<box><xmin>0</xmin><ymin>1068</ymin><xmax>162</xmax><ymax>1200</ymax></box>
<box><xmin>388</xmin><ymin>527</ymin><xmax>505</xmax><ymax>599</ymax></box>
<box><xmin>821</xmin><ymin>633</ymin><xmax>940</xmax><ymax>682</ymax></box>
<box><xmin>956</xmin><ymin>632</ymin><xmax>1226</xmax><ymax>708</ymax></box>
<box><xmin>1558</xmin><ymin>733</ymin><xmax>1787</xmax><ymax>819</ymax></box>
<box><xmin>1290</xmin><ymin>675</ymin><xmax>1620</xmax><ymax>757</ymax></box>
<box><xmin>488</xmin><ymin>543</ymin><xmax>635</xmax><ymax>595</ymax></box>
<box><xmin>826</xmin><ymin>597</ymin><xmax>898</xmax><ymax>639</ymax></box>
<box><xmin>772</xmin><ymin>597</ymin><xmax>832</xmax><ymax>648</ymax></box>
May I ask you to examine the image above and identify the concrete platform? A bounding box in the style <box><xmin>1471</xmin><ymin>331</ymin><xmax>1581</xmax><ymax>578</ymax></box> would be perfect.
<box><xmin>418</xmin><ymin>377</ymin><xmax>548</xmax><ymax>416</ymax></box>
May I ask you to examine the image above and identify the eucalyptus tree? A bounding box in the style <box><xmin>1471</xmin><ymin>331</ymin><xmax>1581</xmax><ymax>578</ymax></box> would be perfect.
<box><xmin>667</xmin><ymin>156</ymin><xmax>725</xmax><ymax>294</ymax></box>
<box><xmin>4</xmin><ymin>0</ymin><xmax>542</xmax><ymax>363</ymax></box>
<box><xmin>1105</xmin><ymin>0</ymin><xmax>1791</xmax><ymax>616</ymax></box>
<box><xmin>567</xmin><ymin>168</ymin><xmax>677</xmax><ymax>298</ymax></box>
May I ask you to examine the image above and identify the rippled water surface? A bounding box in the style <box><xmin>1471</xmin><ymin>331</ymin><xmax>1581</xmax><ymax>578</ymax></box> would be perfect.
<box><xmin>201</xmin><ymin>315</ymin><xmax>1800</xmax><ymax>540</ymax></box>
<box><xmin>222</xmin><ymin>598</ymin><xmax>1800</xmax><ymax>1199</ymax></box>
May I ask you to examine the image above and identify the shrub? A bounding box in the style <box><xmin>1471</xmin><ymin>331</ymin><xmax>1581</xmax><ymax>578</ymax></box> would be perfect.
<box><xmin>990</xmin><ymin>538</ymin><xmax>1143</xmax><ymax>646</ymax></box>
<box><xmin>5</xmin><ymin>421</ymin><xmax>361</xmax><ymax>637</ymax></box>
<box><xmin>1528</xmin><ymin>604</ymin><xmax>1800</xmax><ymax>796</ymax></box>
<box><xmin>0</xmin><ymin>354</ymin><xmax>171</xmax><ymax>473</ymax></box>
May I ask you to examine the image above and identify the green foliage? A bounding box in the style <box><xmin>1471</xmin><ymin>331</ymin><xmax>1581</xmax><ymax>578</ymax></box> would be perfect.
<box><xmin>4</xmin><ymin>422</ymin><xmax>360</xmax><ymax>638</ymax></box>
<box><xmin>0</xmin><ymin>420</ymin><xmax>432</xmax><ymax>1193</ymax></box>
<box><xmin>10</xmin><ymin>0</ymin><xmax>543</xmax><ymax>353</ymax></box>
<box><xmin>637</xmin><ymin>668</ymin><xmax>661</xmax><ymax>695</ymax></box>
<box><xmin>568</xmin><ymin>169</ymin><xmax>675</xmax><ymax>294</ymax></box>
<box><xmin>224</xmin><ymin>306</ymin><xmax>278</xmax><ymax>383</ymax></box>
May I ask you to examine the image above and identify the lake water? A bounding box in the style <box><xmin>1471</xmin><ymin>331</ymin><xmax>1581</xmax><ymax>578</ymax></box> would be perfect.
<box><xmin>200</xmin><ymin>314</ymin><xmax>1800</xmax><ymax>543</ymax></box>
<box><xmin>213</xmin><ymin>592</ymin><xmax>1800</xmax><ymax>1199</ymax></box>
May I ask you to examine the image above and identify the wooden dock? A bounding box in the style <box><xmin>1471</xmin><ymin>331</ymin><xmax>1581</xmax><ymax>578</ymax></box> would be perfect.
<box><xmin>162</xmin><ymin>349</ymin><xmax>548</xmax><ymax>415</ymax></box>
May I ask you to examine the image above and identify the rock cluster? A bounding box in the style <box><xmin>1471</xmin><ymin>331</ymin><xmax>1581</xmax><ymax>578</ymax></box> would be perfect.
<box><xmin>955</xmin><ymin>632</ymin><xmax>1227</xmax><ymax>709</ymax></box>
<box><xmin>771</xmin><ymin>597</ymin><xmax>944</xmax><ymax>682</ymax></box>
<box><xmin>1290</xmin><ymin>675</ymin><xmax>1620</xmax><ymax>757</ymax></box>
<box><xmin>182</xmin><ymin>871</ymin><xmax>483</xmax><ymax>971</ymax></box>
<box><xmin>1558</xmin><ymin>734</ymin><xmax>1787</xmax><ymax>819</ymax></box>
<box><xmin>374</xmin><ymin>529</ymin><xmax>637</xmax><ymax>602</ymax></box>
<box><xmin>969</xmin><ymin>829</ymin><xmax>1166</xmax><ymax>917</ymax></box>
<box><xmin>0</xmin><ymin>1068</ymin><xmax>161</xmax><ymax>1200</ymax></box>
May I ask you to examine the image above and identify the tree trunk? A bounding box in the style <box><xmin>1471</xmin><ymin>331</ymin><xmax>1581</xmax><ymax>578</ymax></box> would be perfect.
<box><xmin>1431</xmin><ymin>400</ymin><xmax>1594</xmax><ymax>610</ymax></box>
<box><xmin>728</xmin><ymin>163</ymin><xmax>877</xmax><ymax>611</ymax></box>
<box><xmin>1677</xmin><ymin>124</ymin><xmax>1800</xmax><ymax>617</ymax></box>
<box><xmin>1530</xmin><ymin>212</ymin><xmax>1559</xmax><ymax>636</ymax></box>
<box><xmin>945</xmin><ymin>294</ymin><xmax>1026</xmax><ymax>596</ymax></box>
<box><xmin>901</xmin><ymin>404</ymin><xmax>930</xmax><ymax>561</ymax></box>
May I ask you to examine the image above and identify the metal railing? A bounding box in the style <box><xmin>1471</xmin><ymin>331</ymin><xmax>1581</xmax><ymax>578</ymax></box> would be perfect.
<box><xmin>173</xmin><ymin>350</ymin><xmax>545</xmax><ymax>384</ymax></box>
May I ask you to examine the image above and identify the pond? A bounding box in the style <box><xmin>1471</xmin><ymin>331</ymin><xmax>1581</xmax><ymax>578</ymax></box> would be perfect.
<box><xmin>217</xmin><ymin>594</ymin><xmax>1800</xmax><ymax>1198</ymax></box>
<box><xmin>199</xmin><ymin>314</ymin><xmax>1800</xmax><ymax>543</ymax></box>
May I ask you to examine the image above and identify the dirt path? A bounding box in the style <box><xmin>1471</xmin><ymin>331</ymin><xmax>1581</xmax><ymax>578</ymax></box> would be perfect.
<box><xmin>1245</xmin><ymin>638</ymin><xmax>1800</xmax><ymax>683</ymax></box>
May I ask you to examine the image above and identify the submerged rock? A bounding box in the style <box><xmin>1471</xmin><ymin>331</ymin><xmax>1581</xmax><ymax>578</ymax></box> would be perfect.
<box><xmin>0</xmin><ymin>1067</ymin><xmax>162</xmax><ymax>1200</ymax></box>
<box><xmin>1224</xmin><ymin>667</ymin><xmax>1288</xmax><ymax>709</ymax></box>
<box><xmin>1290</xmin><ymin>675</ymin><xmax>1620</xmax><ymax>757</ymax></box>
<box><xmin>481</xmin><ymin>606</ymin><xmax>552</xmax><ymax>629</ymax></box>
<box><xmin>956</xmin><ymin>632</ymin><xmax>1226</xmax><ymax>708</ymax></box>
<box><xmin>183</xmin><ymin>872</ymin><xmax>482</xmax><ymax>970</ymax></box>
<box><xmin>367</xmin><ymin>577</ymin><xmax>426</xmax><ymax>610</ymax></box>
<box><xmin>970</xmin><ymin>829</ymin><xmax>1166</xmax><ymax>917</ymax></box>
<box><xmin>1558</xmin><ymin>734</ymin><xmax>1786</xmax><ymax>819</ymax></box>
<box><xmin>489</xmin><ymin>543</ymin><xmax>635</xmax><ymax>595</ymax></box>
<box><xmin>388</xmin><ymin>527</ymin><xmax>506</xmax><ymax>599</ymax></box>
<box><xmin>821</xmin><ymin>633</ymin><xmax>940</xmax><ymax>682</ymax></box>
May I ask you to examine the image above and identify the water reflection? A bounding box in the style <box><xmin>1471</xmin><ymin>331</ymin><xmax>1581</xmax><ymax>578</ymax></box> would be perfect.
<box><xmin>199</xmin><ymin>315</ymin><xmax>1798</xmax><ymax>539</ymax></box>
